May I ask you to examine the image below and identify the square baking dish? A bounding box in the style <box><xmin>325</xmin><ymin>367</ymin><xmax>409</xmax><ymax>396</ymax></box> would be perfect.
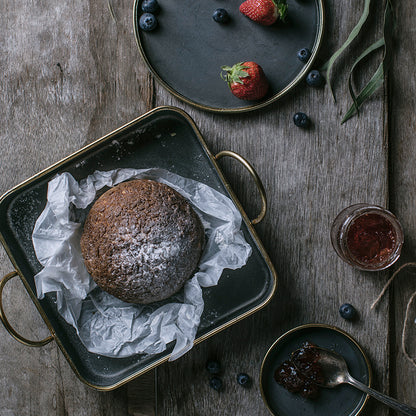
<box><xmin>0</xmin><ymin>106</ymin><xmax>277</xmax><ymax>390</ymax></box>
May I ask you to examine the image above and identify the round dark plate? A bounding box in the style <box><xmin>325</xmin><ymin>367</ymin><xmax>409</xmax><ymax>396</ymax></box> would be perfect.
<box><xmin>133</xmin><ymin>0</ymin><xmax>324</xmax><ymax>113</ymax></box>
<box><xmin>260</xmin><ymin>324</ymin><xmax>371</xmax><ymax>416</ymax></box>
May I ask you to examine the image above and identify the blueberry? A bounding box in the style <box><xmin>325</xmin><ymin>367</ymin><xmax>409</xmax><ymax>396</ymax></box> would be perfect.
<box><xmin>306</xmin><ymin>69</ymin><xmax>324</xmax><ymax>87</ymax></box>
<box><xmin>213</xmin><ymin>8</ymin><xmax>230</xmax><ymax>23</ymax></box>
<box><xmin>209</xmin><ymin>376</ymin><xmax>223</xmax><ymax>391</ymax></box>
<box><xmin>297</xmin><ymin>48</ymin><xmax>311</xmax><ymax>63</ymax></box>
<box><xmin>236</xmin><ymin>373</ymin><xmax>251</xmax><ymax>388</ymax></box>
<box><xmin>141</xmin><ymin>0</ymin><xmax>160</xmax><ymax>13</ymax></box>
<box><xmin>139</xmin><ymin>13</ymin><xmax>158</xmax><ymax>31</ymax></box>
<box><xmin>293</xmin><ymin>112</ymin><xmax>310</xmax><ymax>128</ymax></box>
<box><xmin>206</xmin><ymin>359</ymin><xmax>221</xmax><ymax>375</ymax></box>
<box><xmin>339</xmin><ymin>303</ymin><xmax>357</xmax><ymax>320</ymax></box>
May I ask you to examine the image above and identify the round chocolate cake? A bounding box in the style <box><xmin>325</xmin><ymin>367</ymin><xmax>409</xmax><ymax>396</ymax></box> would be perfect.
<box><xmin>80</xmin><ymin>179</ymin><xmax>204</xmax><ymax>304</ymax></box>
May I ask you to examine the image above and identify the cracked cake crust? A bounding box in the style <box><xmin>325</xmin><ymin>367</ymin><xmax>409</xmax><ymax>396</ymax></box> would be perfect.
<box><xmin>80</xmin><ymin>179</ymin><xmax>204</xmax><ymax>304</ymax></box>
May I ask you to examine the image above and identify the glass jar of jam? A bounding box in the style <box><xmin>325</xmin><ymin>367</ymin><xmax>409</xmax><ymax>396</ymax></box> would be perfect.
<box><xmin>330</xmin><ymin>204</ymin><xmax>404</xmax><ymax>271</ymax></box>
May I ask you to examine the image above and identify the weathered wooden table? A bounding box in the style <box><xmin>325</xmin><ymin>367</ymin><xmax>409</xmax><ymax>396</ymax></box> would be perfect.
<box><xmin>1</xmin><ymin>0</ymin><xmax>415</xmax><ymax>415</ymax></box>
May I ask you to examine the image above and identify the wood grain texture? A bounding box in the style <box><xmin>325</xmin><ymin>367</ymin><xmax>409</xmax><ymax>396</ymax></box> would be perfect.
<box><xmin>0</xmin><ymin>1</ymin><xmax>154</xmax><ymax>415</ymax></box>
<box><xmin>128</xmin><ymin>371</ymin><xmax>156</xmax><ymax>416</ymax></box>
<box><xmin>1</xmin><ymin>0</ymin><xmax>412</xmax><ymax>414</ymax></box>
<box><xmin>389</xmin><ymin>0</ymin><xmax>416</xmax><ymax>409</ymax></box>
<box><xmin>153</xmin><ymin>1</ymin><xmax>391</xmax><ymax>415</ymax></box>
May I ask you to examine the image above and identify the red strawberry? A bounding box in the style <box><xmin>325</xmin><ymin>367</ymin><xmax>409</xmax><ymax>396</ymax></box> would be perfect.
<box><xmin>221</xmin><ymin>62</ymin><xmax>269</xmax><ymax>101</ymax></box>
<box><xmin>239</xmin><ymin>0</ymin><xmax>288</xmax><ymax>26</ymax></box>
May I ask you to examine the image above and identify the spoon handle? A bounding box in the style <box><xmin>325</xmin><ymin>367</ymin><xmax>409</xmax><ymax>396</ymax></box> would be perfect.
<box><xmin>346</xmin><ymin>374</ymin><xmax>416</xmax><ymax>416</ymax></box>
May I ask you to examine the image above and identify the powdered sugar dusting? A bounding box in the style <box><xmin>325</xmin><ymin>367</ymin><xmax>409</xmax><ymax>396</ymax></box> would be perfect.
<box><xmin>112</xmin><ymin>239</ymin><xmax>181</xmax><ymax>280</ymax></box>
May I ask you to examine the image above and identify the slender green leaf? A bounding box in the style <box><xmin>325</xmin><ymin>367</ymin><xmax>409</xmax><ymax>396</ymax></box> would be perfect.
<box><xmin>107</xmin><ymin>0</ymin><xmax>116</xmax><ymax>22</ymax></box>
<box><xmin>382</xmin><ymin>0</ymin><xmax>394</xmax><ymax>69</ymax></box>
<box><xmin>347</xmin><ymin>37</ymin><xmax>385</xmax><ymax>115</ymax></box>
<box><xmin>342</xmin><ymin>0</ymin><xmax>394</xmax><ymax>123</ymax></box>
<box><xmin>320</xmin><ymin>0</ymin><xmax>372</xmax><ymax>99</ymax></box>
<box><xmin>342</xmin><ymin>63</ymin><xmax>384</xmax><ymax>123</ymax></box>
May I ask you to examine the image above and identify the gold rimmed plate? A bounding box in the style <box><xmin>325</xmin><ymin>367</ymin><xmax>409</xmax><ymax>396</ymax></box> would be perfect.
<box><xmin>260</xmin><ymin>324</ymin><xmax>371</xmax><ymax>416</ymax></box>
<box><xmin>133</xmin><ymin>0</ymin><xmax>325</xmax><ymax>113</ymax></box>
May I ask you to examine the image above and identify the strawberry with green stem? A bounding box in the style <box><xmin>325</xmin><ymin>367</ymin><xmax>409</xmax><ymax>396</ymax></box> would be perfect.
<box><xmin>239</xmin><ymin>0</ymin><xmax>288</xmax><ymax>26</ymax></box>
<box><xmin>221</xmin><ymin>62</ymin><xmax>269</xmax><ymax>101</ymax></box>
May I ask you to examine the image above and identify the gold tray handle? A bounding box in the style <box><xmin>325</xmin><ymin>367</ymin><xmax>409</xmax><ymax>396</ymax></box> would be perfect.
<box><xmin>0</xmin><ymin>271</ymin><xmax>54</xmax><ymax>347</ymax></box>
<box><xmin>215</xmin><ymin>150</ymin><xmax>267</xmax><ymax>225</ymax></box>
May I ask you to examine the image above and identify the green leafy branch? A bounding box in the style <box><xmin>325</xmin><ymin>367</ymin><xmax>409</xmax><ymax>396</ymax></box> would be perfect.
<box><xmin>320</xmin><ymin>0</ymin><xmax>394</xmax><ymax>124</ymax></box>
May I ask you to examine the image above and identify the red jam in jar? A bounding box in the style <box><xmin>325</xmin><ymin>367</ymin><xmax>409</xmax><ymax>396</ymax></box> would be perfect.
<box><xmin>331</xmin><ymin>204</ymin><xmax>404</xmax><ymax>271</ymax></box>
<box><xmin>347</xmin><ymin>213</ymin><xmax>397</xmax><ymax>265</ymax></box>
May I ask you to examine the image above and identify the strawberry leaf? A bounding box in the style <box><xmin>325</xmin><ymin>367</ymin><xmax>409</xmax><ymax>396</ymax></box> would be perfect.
<box><xmin>220</xmin><ymin>63</ymin><xmax>250</xmax><ymax>85</ymax></box>
<box><xmin>276</xmin><ymin>0</ymin><xmax>288</xmax><ymax>22</ymax></box>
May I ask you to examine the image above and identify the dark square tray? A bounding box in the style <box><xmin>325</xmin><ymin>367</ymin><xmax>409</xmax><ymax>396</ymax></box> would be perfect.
<box><xmin>0</xmin><ymin>106</ymin><xmax>276</xmax><ymax>389</ymax></box>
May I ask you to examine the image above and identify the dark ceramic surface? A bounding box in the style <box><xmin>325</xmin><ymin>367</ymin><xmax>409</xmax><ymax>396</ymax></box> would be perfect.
<box><xmin>261</xmin><ymin>324</ymin><xmax>371</xmax><ymax>416</ymax></box>
<box><xmin>133</xmin><ymin>0</ymin><xmax>324</xmax><ymax>112</ymax></box>
<box><xmin>0</xmin><ymin>107</ymin><xmax>276</xmax><ymax>389</ymax></box>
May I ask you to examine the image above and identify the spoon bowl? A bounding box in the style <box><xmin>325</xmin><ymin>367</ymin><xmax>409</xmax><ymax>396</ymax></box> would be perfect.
<box><xmin>291</xmin><ymin>345</ymin><xmax>350</xmax><ymax>387</ymax></box>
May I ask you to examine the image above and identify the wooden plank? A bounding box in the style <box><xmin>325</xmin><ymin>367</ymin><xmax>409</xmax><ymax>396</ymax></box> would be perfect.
<box><xmin>388</xmin><ymin>0</ymin><xmax>416</xmax><ymax>409</ymax></box>
<box><xmin>127</xmin><ymin>372</ymin><xmax>156</xmax><ymax>416</ymax></box>
<box><xmin>0</xmin><ymin>0</ymin><xmax>155</xmax><ymax>415</ymax></box>
<box><xmin>153</xmin><ymin>1</ymin><xmax>391</xmax><ymax>414</ymax></box>
<box><xmin>0</xmin><ymin>0</ymin><xmax>405</xmax><ymax>414</ymax></box>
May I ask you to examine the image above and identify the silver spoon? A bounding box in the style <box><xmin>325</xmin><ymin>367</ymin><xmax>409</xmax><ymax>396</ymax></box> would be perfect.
<box><xmin>291</xmin><ymin>346</ymin><xmax>416</xmax><ymax>416</ymax></box>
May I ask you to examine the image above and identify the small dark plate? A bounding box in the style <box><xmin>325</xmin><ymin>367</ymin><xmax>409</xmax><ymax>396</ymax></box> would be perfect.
<box><xmin>260</xmin><ymin>324</ymin><xmax>371</xmax><ymax>416</ymax></box>
<box><xmin>133</xmin><ymin>0</ymin><xmax>324</xmax><ymax>113</ymax></box>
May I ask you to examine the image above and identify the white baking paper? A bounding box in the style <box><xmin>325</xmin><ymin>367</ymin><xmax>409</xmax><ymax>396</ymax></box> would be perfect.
<box><xmin>32</xmin><ymin>168</ymin><xmax>252</xmax><ymax>360</ymax></box>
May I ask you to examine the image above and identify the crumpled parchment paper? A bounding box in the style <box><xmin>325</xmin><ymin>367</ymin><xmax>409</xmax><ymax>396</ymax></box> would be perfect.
<box><xmin>32</xmin><ymin>168</ymin><xmax>252</xmax><ymax>360</ymax></box>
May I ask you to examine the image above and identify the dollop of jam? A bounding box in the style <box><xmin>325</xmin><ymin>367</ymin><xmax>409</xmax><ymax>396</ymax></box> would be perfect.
<box><xmin>346</xmin><ymin>213</ymin><xmax>397</xmax><ymax>265</ymax></box>
<box><xmin>274</xmin><ymin>342</ymin><xmax>324</xmax><ymax>399</ymax></box>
